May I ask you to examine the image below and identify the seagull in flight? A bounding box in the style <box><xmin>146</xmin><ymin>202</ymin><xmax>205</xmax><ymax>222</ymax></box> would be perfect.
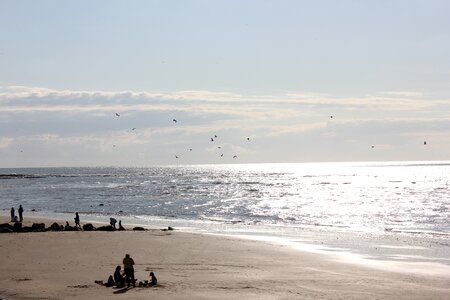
<box><xmin>233</xmin><ymin>155</ymin><xmax>237</xmax><ymax>159</ymax></box>
<box><xmin>424</xmin><ymin>141</ymin><xmax>427</xmax><ymax>145</ymax></box>
<box><xmin>220</xmin><ymin>154</ymin><xmax>224</xmax><ymax>157</ymax></box>
<box><xmin>173</xmin><ymin>119</ymin><xmax>177</xmax><ymax>123</ymax></box>
<box><xmin>115</xmin><ymin>113</ymin><xmax>120</xmax><ymax>117</ymax></box>
<box><xmin>132</xmin><ymin>128</ymin><xmax>136</xmax><ymax>131</ymax></box>
<box><xmin>247</xmin><ymin>137</ymin><xmax>250</xmax><ymax>141</ymax></box>
<box><xmin>175</xmin><ymin>155</ymin><xmax>179</xmax><ymax>159</ymax></box>
<box><xmin>211</xmin><ymin>138</ymin><xmax>214</xmax><ymax>142</ymax></box>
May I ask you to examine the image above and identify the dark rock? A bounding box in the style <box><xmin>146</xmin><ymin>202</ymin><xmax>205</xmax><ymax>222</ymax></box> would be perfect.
<box><xmin>22</xmin><ymin>226</ymin><xmax>33</xmax><ymax>232</ymax></box>
<box><xmin>82</xmin><ymin>223</ymin><xmax>95</xmax><ymax>231</ymax></box>
<box><xmin>64</xmin><ymin>225</ymin><xmax>77</xmax><ymax>231</ymax></box>
<box><xmin>48</xmin><ymin>222</ymin><xmax>62</xmax><ymax>231</ymax></box>
<box><xmin>168</xmin><ymin>226</ymin><xmax>174</xmax><ymax>231</ymax></box>
<box><xmin>96</xmin><ymin>225</ymin><xmax>115</xmax><ymax>231</ymax></box>
<box><xmin>0</xmin><ymin>223</ymin><xmax>14</xmax><ymax>231</ymax></box>
<box><xmin>0</xmin><ymin>227</ymin><xmax>13</xmax><ymax>233</ymax></box>
<box><xmin>31</xmin><ymin>223</ymin><xmax>46</xmax><ymax>232</ymax></box>
<box><xmin>133</xmin><ymin>226</ymin><xmax>146</xmax><ymax>231</ymax></box>
<box><xmin>13</xmin><ymin>222</ymin><xmax>23</xmax><ymax>232</ymax></box>
<box><xmin>31</xmin><ymin>209</ymin><xmax>36</xmax><ymax>212</ymax></box>
<box><xmin>99</xmin><ymin>203</ymin><xmax>104</xmax><ymax>206</ymax></box>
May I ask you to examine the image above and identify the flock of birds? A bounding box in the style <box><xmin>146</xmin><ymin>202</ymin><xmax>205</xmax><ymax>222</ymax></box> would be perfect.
<box><xmin>15</xmin><ymin>113</ymin><xmax>428</xmax><ymax>158</ymax></box>
<box><xmin>114</xmin><ymin>114</ymin><xmax>250</xmax><ymax>161</ymax></box>
<box><xmin>113</xmin><ymin>113</ymin><xmax>428</xmax><ymax>161</ymax></box>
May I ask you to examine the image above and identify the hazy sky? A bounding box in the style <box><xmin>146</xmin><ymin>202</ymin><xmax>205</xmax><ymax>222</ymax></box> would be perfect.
<box><xmin>0</xmin><ymin>0</ymin><xmax>449</xmax><ymax>167</ymax></box>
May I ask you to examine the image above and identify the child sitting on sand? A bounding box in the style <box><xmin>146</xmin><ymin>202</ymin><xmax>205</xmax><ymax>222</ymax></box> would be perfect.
<box><xmin>149</xmin><ymin>271</ymin><xmax>157</xmax><ymax>286</ymax></box>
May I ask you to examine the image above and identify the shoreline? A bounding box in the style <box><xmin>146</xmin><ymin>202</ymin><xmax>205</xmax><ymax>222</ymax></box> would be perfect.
<box><xmin>1</xmin><ymin>216</ymin><xmax>450</xmax><ymax>299</ymax></box>
<box><xmin>2</xmin><ymin>212</ymin><xmax>450</xmax><ymax>275</ymax></box>
<box><xmin>3</xmin><ymin>214</ymin><xmax>450</xmax><ymax>274</ymax></box>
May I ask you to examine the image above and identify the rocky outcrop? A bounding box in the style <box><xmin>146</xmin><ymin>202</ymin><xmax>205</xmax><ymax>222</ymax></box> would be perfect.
<box><xmin>96</xmin><ymin>225</ymin><xmax>115</xmax><ymax>231</ymax></box>
<box><xmin>82</xmin><ymin>223</ymin><xmax>95</xmax><ymax>231</ymax></box>
<box><xmin>133</xmin><ymin>226</ymin><xmax>146</xmax><ymax>231</ymax></box>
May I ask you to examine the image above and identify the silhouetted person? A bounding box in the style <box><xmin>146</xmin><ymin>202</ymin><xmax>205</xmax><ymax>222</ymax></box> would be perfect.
<box><xmin>118</xmin><ymin>220</ymin><xmax>125</xmax><ymax>231</ymax></box>
<box><xmin>149</xmin><ymin>271</ymin><xmax>157</xmax><ymax>286</ymax></box>
<box><xmin>10</xmin><ymin>207</ymin><xmax>15</xmax><ymax>222</ymax></box>
<box><xmin>105</xmin><ymin>275</ymin><xmax>115</xmax><ymax>287</ymax></box>
<box><xmin>110</xmin><ymin>217</ymin><xmax>117</xmax><ymax>229</ymax></box>
<box><xmin>74</xmin><ymin>212</ymin><xmax>81</xmax><ymax>228</ymax></box>
<box><xmin>18</xmin><ymin>205</ymin><xmax>24</xmax><ymax>222</ymax></box>
<box><xmin>114</xmin><ymin>265</ymin><xmax>125</xmax><ymax>288</ymax></box>
<box><xmin>65</xmin><ymin>221</ymin><xmax>71</xmax><ymax>230</ymax></box>
<box><xmin>123</xmin><ymin>254</ymin><xmax>135</xmax><ymax>287</ymax></box>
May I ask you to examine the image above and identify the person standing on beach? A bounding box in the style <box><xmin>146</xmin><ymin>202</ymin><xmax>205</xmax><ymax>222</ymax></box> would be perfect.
<box><xmin>18</xmin><ymin>205</ymin><xmax>24</xmax><ymax>222</ymax></box>
<box><xmin>110</xmin><ymin>217</ymin><xmax>117</xmax><ymax>229</ymax></box>
<box><xmin>118</xmin><ymin>220</ymin><xmax>125</xmax><ymax>231</ymax></box>
<box><xmin>74</xmin><ymin>212</ymin><xmax>81</xmax><ymax>228</ymax></box>
<box><xmin>10</xmin><ymin>207</ymin><xmax>15</xmax><ymax>222</ymax></box>
<box><xmin>123</xmin><ymin>254</ymin><xmax>135</xmax><ymax>287</ymax></box>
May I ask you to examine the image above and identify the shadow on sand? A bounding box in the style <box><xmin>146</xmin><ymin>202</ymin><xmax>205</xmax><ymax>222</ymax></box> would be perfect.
<box><xmin>113</xmin><ymin>287</ymin><xmax>132</xmax><ymax>294</ymax></box>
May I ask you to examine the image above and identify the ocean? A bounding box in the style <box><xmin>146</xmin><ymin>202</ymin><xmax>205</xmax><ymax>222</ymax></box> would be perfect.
<box><xmin>1</xmin><ymin>161</ymin><xmax>449</xmax><ymax>265</ymax></box>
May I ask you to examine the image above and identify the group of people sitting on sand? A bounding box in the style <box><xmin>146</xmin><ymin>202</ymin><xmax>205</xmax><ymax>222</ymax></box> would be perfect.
<box><xmin>98</xmin><ymin>254</ymin><xmax>157</xmax><ymax>289</ymax></box>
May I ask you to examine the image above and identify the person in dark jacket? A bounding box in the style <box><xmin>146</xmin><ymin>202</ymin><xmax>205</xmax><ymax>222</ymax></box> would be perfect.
<box><xmin>123</xmin><ymin>254</ymin><xmax>135</xmax><ymax>287</ymax></box>
<box><xmin>18</xmin><ymin>205</ymin><xmax>24</xmax><ymax>222</ymax></box>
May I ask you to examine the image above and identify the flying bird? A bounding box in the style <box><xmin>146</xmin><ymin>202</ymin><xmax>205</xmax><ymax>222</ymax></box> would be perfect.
<box><xmin>175</xmin><ymin>155</ymin><xmax>179</xmax><ymax>159</ymax></box>
<box><xmin>189</xmin><ymin>148</ymin><xmax>193</xmax><ymax>151</ymax></box>
<box><xmin>211</xmin><ymin>138</ymin><xmax>214</xmax><ymax>142</ymax></box>
<box><xmin>214</xmin><ymin>135</ymin><xmax>218</xmax><ymax>138</ymax></box>
<box><xmin>115</xmin><ymin>113</ymin><xmax>120</xmax><ymax>117</ymax></box>
<box><xmin>371</xmin><ymin>145</ymin><xmax>375</xmax><ymax>149</ymax></box>
<box><xmin>217</xmin><ymin>146</ymin><xmax>222</xmax><ymax>149</ymax></box>
<box><xmin>220</xmin><ymin>154</ymin><xmax>224</xmax><ymax>157</ymax></box>
<box><xmin>424</xmin><ymin>141</ymin><xmax>427</xmax><ymax>145</ymax></box>
<box><xmin>246</xmin><ymin>137</ymin><xmax>250</xmax><ymax>141</ymax></box>
<box><xmin>330</xmin><ymin>116</ymin><xmax>333</xmax><ymax>119</ymax></box>
<box><xmin>233</xmin><ymin>155</ymin><xmax>237</xmax><ymax>159</ymax></box>
<box><xmin>132</xmin><ymin>128</ymin><xmax>136</xmax><ymax>131</ymax></box>
<box><xmin>173</xmin><ymin>119</ymin><xmax>177</xmax><ymax>123</ymax></box>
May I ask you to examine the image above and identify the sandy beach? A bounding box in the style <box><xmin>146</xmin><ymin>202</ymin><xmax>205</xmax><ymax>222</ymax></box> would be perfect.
<box><xmin>0</xmin><ymin>216</ymin><xmax>449</xmax><ymax>300</ymax></box>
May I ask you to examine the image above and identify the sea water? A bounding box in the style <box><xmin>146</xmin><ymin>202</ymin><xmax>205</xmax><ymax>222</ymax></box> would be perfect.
<box><xmin>1</xmin><ymin>161</ymin><xmax>449</xmax><ymax>266</ymax></box>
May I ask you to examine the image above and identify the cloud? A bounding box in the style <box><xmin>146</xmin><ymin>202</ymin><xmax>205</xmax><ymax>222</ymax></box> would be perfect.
<box><xmin>0</xmin><ymin>137</ymin><xmax>13</xmax><ymax>149</ymax></box>
<box><xmin>381</xmin><ymin>91</ymin><xmax>424</xmax><ymax>98</ymax></box>
<box><xmin>1</xmin><ymin>86</ymin><xmax>448</xmax><ymax>115</ymax></box>
<box><xmin>1</xmin><ymin>85</ymin><xmax>449</xmax><ymax>166</ymax></box>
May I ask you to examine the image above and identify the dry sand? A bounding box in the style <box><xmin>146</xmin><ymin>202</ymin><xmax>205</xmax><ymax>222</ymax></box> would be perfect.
<box><xmin>0</xmin><ymin>216</ymin><xmax>449</xmax><ymax>300</ymax></box>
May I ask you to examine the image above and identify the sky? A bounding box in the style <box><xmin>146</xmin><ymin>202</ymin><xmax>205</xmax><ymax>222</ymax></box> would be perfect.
<box><xmin>0</xmin><ymin>0</ymin><xmax>449</xmax><ymax>167</ymax></box>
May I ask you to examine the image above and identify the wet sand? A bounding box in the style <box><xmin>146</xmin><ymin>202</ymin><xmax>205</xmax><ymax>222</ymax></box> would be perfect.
<box><xmin>0</xmin><ymin>216</ymin><xmax>449</xmax><ymax>299</ymax></box>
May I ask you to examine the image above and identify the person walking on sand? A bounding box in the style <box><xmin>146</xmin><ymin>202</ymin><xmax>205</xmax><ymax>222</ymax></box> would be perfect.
<box><xmin>123</xmin><ymin>254</ymin><xmax>135</xmax><ymax>287</ymax></box>
<box><xmin>18</xmin><ymin>205</ymin><xmax>24</xmax><ymax>222</ymax></box>
<box><xmin>74</xmin><ymin>212</ymin><xmax>81</xmax><ymax>228</ymax></box>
